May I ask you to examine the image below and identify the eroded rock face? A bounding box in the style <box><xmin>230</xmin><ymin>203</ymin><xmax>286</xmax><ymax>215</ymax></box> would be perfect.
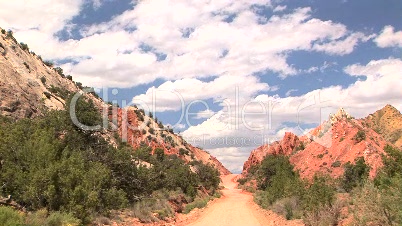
<box><xmin>242</xmin><ymin>132</ymin><xmax>301</xmax><ymax>175</ymax></box>
<box><xmin>0</xmin><ymin>31</ymin><xmax>79</xmax><ymax>119</ymax></box>
<box><xmin>242</xmin><ymin>108</ymin><xmax>393</xmax><ymax>180</ymax></box>
<box><xmin>363</xmin><ymin>104</ymin><xmax>402</xmax><ymax>149</ymax></box>
<box><xmin>113</xmin><ymin>107</ymin><xmax>231</xmax><ymax>175</ymax></box>
<box><xmin>0</xmin><ymin>29</ymin><xmax>230</xmax><ymax>175</ymax></box>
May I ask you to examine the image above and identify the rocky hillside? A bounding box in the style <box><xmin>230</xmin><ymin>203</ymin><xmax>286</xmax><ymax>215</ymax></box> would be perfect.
<box><xmin>243</xmin><ymin>107</ymin><xmax>394</xmax><ymax>179</ymax></box>
<box><xmin>362</xmin><ymin>104</ymin><xmax>402</xmax><ymax>149</ymax></box>
<box><xmin>0</xmin><ymin>28</ymin><xmax>230</xmax><ymax>175</ymax></box>
<box><xmin>0</xmin><ymin>29</ymin><xmax>82</xmax><ymax>118</ymax></box>
<box><xmin>113</xmin><ymin>107</ymin><xmax>230</xmax><ymax>174</ymax></box>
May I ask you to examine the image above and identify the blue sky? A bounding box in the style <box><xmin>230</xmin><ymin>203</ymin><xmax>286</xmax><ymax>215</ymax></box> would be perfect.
<box><xmin>1</xmin><ymin>0</ymin><xmax>401</xmax><ymax>172</ymax></box>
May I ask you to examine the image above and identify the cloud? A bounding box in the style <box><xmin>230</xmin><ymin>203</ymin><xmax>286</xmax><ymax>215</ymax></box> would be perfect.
<box><xmin>273</xmin><ymin>5</ymin><xmax>287</xmax><ymax>12</ymax></box>
<box><xmin>0</xmin><ymin>0</ymin><xmax>83</xmax><ymax>34</ymax></box>
<box><xmin>286</xmin><ymin>89</ymin><xmax>298</xmax><ymax>97</ymax></box>
<box><xmin>312</xmin><ymin>32</ymin><xmax>374</xmax><ymax>55</ymax></box>
<box><xmin>132</xmin><ymin>74</ymin><xmax>270</xmax><ymax>112</ymax></box>
<box><xmin>2</xmin><ymin>1</ymin><xmax>372</xmax><ymax>88</ymax></box>
<box><xmin>374</xmin><ymin>25</ymin><xmax>402</xmax><ymax>48</ymax></box>
<box><xmin>195</xmin><ymin>109</ymin><xmax>216</xmax><ymax>119</ymax></box>
<box><xmin>183</xmin><ymin>58</ymin><xmax>402</xmax><ymax>170</ymax></box>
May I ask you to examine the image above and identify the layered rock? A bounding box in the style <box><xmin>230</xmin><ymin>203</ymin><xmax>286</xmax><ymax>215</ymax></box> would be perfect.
<box><xmin>363</xmin><ymin>104</ymin><xmax>402</xmax><ymax>149</ymax></box>
<box><xmin>243</xmin><ymin>107</ymin><xmax>393</xmax><ymax>179</ymax></box>
<box><xmin>0</xmin><ymin>28</ymin><xmax>230</xmax><ymax>175</ymax></box>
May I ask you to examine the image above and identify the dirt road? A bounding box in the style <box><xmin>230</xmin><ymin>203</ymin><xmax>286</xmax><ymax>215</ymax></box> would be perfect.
<box><xmin>184</xmin><ymin>174</ymin><xmax>303</xmax><ymax>226</ymax></box>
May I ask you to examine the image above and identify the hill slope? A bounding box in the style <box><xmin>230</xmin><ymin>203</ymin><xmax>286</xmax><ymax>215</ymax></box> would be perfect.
<box><xmin>362</xmin><ymin>104</ymin><xmax>402</xmax><ymax>149</ymax></box>
<box><xmin>243</xmin><ymin>107</ymin><xmax>392</xmax><ymax>179</ymax></box>
<box><xmin>0</xmin><ymin>28</ymin><xmax>230</xmax><ymax>175</ymax></box>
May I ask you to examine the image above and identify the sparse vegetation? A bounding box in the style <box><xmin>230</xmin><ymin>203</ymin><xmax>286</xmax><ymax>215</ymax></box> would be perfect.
<box><xmin>0</xmin><ymin>95</ymin><xmax>220</xmax><ymax>224</ymax></box>
<box><xmin>43</xmin><ymin>60</ymin><xmax>54</xmax><ymax>67</ymax></box>
<box><xmin>54</xmin><ymin>67</ymin><xmax>64</xmax><ymax>77</ymax></box>
<box><xmin>40</xmin><ymin>76</ymin><xmax>46</xmax><ymax>84</ymax></box>
<box><xmin>179</xmin><ymin>148</ymin><xmax>189</xmax><ymax>156</ymax></box>
<box><xmin>43</xmin><ymin>91</ymin><xmax>51</xmax><ymax>99</ymax></box>
<box><xmin>331</xmin><ymin>160</ymin><xmax>342</xmax><ymax>167</ymax></box>
<box><xmin>20</xmin><ymin>42</ymin><xmax>29</xmax><ymax>51</ymax></box>
<box><xmin>341</xmin><ymin>157</ymin><xmax>370</xmax><ymax>192</ymax></box>
<box><xmin>354</xmin><ymin>130</ymin><xmax>366</xmax><ymax>143</ymax></box>
<box><xmin>23</xmin><ymin>62</ymin><xmax>30</xmax><ymax>70</ymax></box>
<box><xmin>184</xmin><ymin>198</ymin><xmax>210</xmax><ymax>213</ymax></box>
<box><xmin>1</xmin><ymin>29</ymin><xmax>5</xmax><ymax>34</ymax></box>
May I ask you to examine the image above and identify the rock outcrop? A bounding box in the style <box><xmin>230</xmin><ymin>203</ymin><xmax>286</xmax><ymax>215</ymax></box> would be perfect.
<box><xmin>363</xmin><ymin>104</ymin><xmax>402</xmax><ymax>149</ymax></box>
<box><xmin>243</xmin><ymin>107</ymin><xmax>393</xmax><ymax>179</ymax></box>
<box><xmin>0</xmin><ymin>28</ymin><xmax>230</xmax><ymax>175</ymax></box>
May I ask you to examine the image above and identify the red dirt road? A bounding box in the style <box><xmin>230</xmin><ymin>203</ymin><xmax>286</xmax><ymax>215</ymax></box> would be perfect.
<box><xmin>183</xmin><ymin>174</ymin><xmax>304</xmax><ymax>226</ymax></box>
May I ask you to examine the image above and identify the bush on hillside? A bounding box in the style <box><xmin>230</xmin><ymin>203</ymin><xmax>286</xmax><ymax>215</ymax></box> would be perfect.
<box><xmin>341</xmin><ymin>157</ymin><xmax>370</xmax><ymax>192</ymax></box>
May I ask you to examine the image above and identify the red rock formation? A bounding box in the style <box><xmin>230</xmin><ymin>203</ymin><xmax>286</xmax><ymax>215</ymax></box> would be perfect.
<box><xmin>243</xmin><ymin>108</ymin><xmax>393</xmax><ymax>180</ymax></box>
<box><xmin>112</xmin><ymin>107</ymin><xmax>231</xmax><ymax>175</ymax></box>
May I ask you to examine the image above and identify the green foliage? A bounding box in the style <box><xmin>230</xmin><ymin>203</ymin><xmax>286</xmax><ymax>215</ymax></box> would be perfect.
<box><xmin>43</xmin><ymin>91</ymin><xmax>51</xmax><ymax>99</ymax></box>
<box><xmin>1</xmin><ymin>29</ymin><xmax>5</xmax><ymax>34</ymax></box>
<box><xmin>293</xmin><ymin>142</ymin><xmax>305</xmax><ymax>153</ymax></box>
<box><xmin>43</xmin><ymin>61</ymin><xmax>54</xmax><ymax>67</ymax></box>
<box><xmin>237</xmin><ymin>178</ymin><xmax>247</xmax><ymax>185</ymax></box>
<box><xmin>0</xmin><ymin>95</ymin><xmax>221</xmax><ymax>223</ymax></box>
<box><xmin>253</xmin><ymin>154</ymin><xmax>336</xmax><ymax>221</ymax></box>
<box><xmin>66</xmin><ymin>75</ymin><xmax>72</xmax><ymax>81</ymax></box>
<box><xmin>48</xmin><ymin>85</ymin><xmax>70</xmax><ymax>100</ymax></box>
<box><xmin>302</xmin><ymin>175</ymin><xmax>335</xmax><ymax>213</ymax></box>
<box><xmin>20</xmin><ymin>42</ymin><xmax>29</xmax><ymax>51</ymax></box>
<box><xmin>179</xmin><ymin>148</ymin><xmax>189</xmax><ymax>156</ymax></box>
<box><xmin>54</xmin><ymin>67</ymin><xmax>64</xmax><ymax>77</ymax></box>
<box><xmin>0</xmin><ymin>206</ymin><xmax>24</xmax><ymax>226</ymax></box>
<box><xmin>6</xmin><ymin>30</ymin><xmax>17</xmax><ymax>43</ymax></box>
<box><xmin>149</xmin><ymin>127</ymin><xmax>155</xmax><ymax>134</ymax></box>
<box><xmin>254</xmin><ymin>155</ymin><xmax>304</xmax><ymax>206</ymax></box>
<box><xmin>149</xmin><ymin>112</ymin><xmax>153</xmax><ymax>118</ymax></box>
<box><xmin>331</xmin><ymin>160</ymin><xmax>342</xmax><ymax>167</ymax></box>
<box><xmin>23</xmin><ymin>62</ymin><xmax>30</xmax><ymax>70</ymax></box>
<box><xmin>354</xmin><ymin>130</ymin><xmax>366</xmax><ymax>143</ymax></box>
<box><xmin>44</xmin><ymin>212</ymin><xmax>80</xmax><ymax>226</ymax></box>
<box><xmin>184</xmin><ymin>198</ymin><xmax>209</xmax><ymax>214</ymax></box>
<box><xmin>75</xmin><ymin>82</ymin><xmax>83</xmax><ymax>89</ymax></box>
<box><xmin>341</xmin><ymin>157</ymin><xmax>370</xmax><ymax>192</ymax></box>
<box><xmin>40</xmin><ymin>76</ymin><xmax>46</xmax><ymax>84</ymax></box>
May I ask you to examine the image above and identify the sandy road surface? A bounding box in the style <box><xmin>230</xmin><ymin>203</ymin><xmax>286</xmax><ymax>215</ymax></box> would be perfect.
<box><xmin>183</xmin><ymin>174</ymin><xmax>303</xmax><ymax>226</ymax></box>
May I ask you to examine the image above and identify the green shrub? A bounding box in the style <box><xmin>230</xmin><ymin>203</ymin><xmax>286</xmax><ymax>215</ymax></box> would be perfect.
<box><xmin>341</xmin><ymin>157</ymin><xmax>370</xmax><ymax>192</ymax></box>
<box><xmin>20</xmin><ymin>42</ymin><xmax>29</xmax><ymax>51</ymax></box>
<box><xmin>45</xmin><ymin>212</ymin><xmax>80</xmax><ymax>226</ymax></box>
<box><xmin>25</xmin><ymin>209</ymin><xmax>48</xmax><ymax>226</ymax></box>
<box><xmin>43</xmin><ymin>61</ymin><xmax>53</xmax><ymax>67</ymax></box>
<box><xmin>54</xmin><ymin>67</ymin><xmax>64</xmax><ymax>77</ymax></box>
<box><xmin>40</xmin><ymin>76</ymin><xmax>46</xmax><ymax>84</ymax></box>
<box><xmin>23</xmin><ymin>62</ymin><xmax>30</xmax><ymax>70</ymax></box>
<box><xmin>184</xmin><ymin>198</ymin><xmax>209</xmax><ymax>213</ymax></box>
<box><xmin>43</xmin><ymin>92</ymin><xmax>51</xmax><ymax>99</ymax></box>
<box><xmin>354</xmin><ymin>130</ymin><xmax>366</xmax><ymax>143</ymax></box>
<box><xmin>66</xmin><ymin>75</ymin><xmax>72</xmax><ymax>81</ymax></box>
<box><xmin>237</xmin><ymin>178</ymin><xmax>247</xmax><ymax>185</ymax></box>
<box><xmin>0</xmin><ymin>206</ymin><xmax>24</xmax><ymax>226</ymax></box>
<box><xmin>302</xmin><ymin>175</ymin><xmax>335</xmax><ymax>213</ymax></box>
<box><xmin>149</xmin><ymin>128</ymin><xmax>155</xmax><ymax>134</ymax></box>
<box><xmin>331</xmin><ymin>160</ymin><xmax>341</xmax><ymax>167</ymax></box>
<box><xmin>1</xmin><ymin>29</ymin><xmax>5</xmax><ymax>34</ymax></box>
<box><xmin>179</xmin><ymin>148</ymin><xmax>189</xmax><ymax>156</ymax></box>
<box><xmin>271</xmin><ymin>197</ymin><xmax>302</xmax><ymax>220</ymax></box>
